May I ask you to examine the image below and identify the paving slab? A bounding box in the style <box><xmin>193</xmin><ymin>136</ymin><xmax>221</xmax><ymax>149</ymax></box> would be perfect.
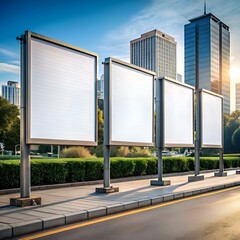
<box><xmin>0</xmin><ymin>223</ymin><xmax>12</xmax><ymax>240</ymax></box>
<box><xmin>65</xmin><ymin>211</ymin><xmax>88</xmax><ymax>224</ymax></box>
<box><xmin>42</xmin><ymin>215</ymin><xmax>65</xmax><ymax>230</ymax></box>
<box><xmin>11</xmin><ymin>219</ymin><xmax>42</xmax><ymax>237</ymax></box>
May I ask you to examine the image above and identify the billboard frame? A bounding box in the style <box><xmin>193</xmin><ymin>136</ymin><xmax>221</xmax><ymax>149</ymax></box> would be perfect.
<box><xmin>156</xmin><ymin>77</ymin><xmax>195</xmax><ymax>148</ymax></box>
<box><xmin>199</xmin><ymin>89</ymin><xmax>223</xmax><ymax>149</ymax></box>
<box><xmin>25</xmin><ymin>31</ymin><xmax>98</xmax><ymax>146</ymax></box>
<box><xmin>104</xmin><ymin>57</ymin><xmax>156</xmax><ymax>147</ymax></box>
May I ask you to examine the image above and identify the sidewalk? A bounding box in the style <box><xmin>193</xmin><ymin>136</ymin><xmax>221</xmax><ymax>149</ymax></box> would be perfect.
<box><xmin>0</xmin><ymin>170</ymin><xmax>240</xmax><ymax>239</ymax></box>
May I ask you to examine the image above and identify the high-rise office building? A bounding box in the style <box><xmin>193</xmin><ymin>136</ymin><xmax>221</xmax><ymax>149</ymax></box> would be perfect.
<box><xmin>97</xmin><ymin>74</ymin><xmax>104</xmax><ymax>99</ymax></box>
<box><xmin>236</xmin><ymin>83</ymin><xmax>240</xmax><ymax>110</ymax></box>
<box><xmin>1</xmin><ymin>81</ymin><xmax>20</xmax><ymax>107</ymax></box>
<box><xmin>184</xmin><ymin>12</ymin><xmax>230</xmax><ymax>114</ymax></box>
<box><xmin>130</xmin><ymin>29</ymin><xmax>177</xmax><ymax>79</ymax></box>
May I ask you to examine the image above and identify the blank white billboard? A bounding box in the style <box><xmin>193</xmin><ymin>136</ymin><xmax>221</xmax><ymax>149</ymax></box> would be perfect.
<box><xmin>201</xmin><ymin>90</ymin><xmax>223</xmax><ymax>148</ymax></box>
<box><xmin>163</xmin><ymin>79</ymin><xmax>194</xmax><ymax>147</ymax></box>
<box><xmin>107</xmin><ymin>59</ymin><xmax>155</xmax><ymax>146</ymax></box>
<box><xmin>27</xmin><ymin>32</ymin><xmax>97</xmax><ymax>145</ymax></box>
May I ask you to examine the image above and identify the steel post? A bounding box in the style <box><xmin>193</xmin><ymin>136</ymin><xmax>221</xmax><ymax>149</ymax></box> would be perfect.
<box><xmin>20</xmin><ymin>35</ymin><xmax>31</xmax><ymax>198</ymax></box>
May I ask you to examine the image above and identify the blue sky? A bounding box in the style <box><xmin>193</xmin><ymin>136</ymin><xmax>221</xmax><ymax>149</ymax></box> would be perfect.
<box><xmin>1</xmin><ymin>0</ymin><xmax>240</xmax><ymax>109</ymax></box>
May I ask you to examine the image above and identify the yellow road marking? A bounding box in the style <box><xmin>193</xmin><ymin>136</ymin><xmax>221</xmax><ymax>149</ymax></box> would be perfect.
<box><xmin>20</xmin><ymin>185</ymin><xmax>240</xmax><ymax>240</ymax></box>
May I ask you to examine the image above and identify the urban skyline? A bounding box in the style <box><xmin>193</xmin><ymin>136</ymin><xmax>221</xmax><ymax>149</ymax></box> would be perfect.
<box><xmin>1</xmin><ymin>0</ymin><xmax>240</xmax><ymax>112</ymax></box>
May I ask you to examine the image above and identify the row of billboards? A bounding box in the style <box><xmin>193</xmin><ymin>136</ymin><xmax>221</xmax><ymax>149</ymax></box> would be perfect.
<box><xmin>25</xmin><ymin>31</ymin><xmax>223</xmax><ymax>149</ymax></box>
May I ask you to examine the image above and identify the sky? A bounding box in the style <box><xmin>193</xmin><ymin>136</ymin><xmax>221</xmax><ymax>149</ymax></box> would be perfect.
<box><xmin>0</xmin><ymin>0</ymin><xmax>240</xmax><ymax>111</ymax></box>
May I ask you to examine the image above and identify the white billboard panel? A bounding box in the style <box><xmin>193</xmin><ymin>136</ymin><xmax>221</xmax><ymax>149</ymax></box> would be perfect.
<box><xmin>201</xmin><ymin>90</ymin><xmax>223</xmax><ymax>148</ymax></box>
<box><xmin>106</xmin><ymin>58</ymin><xmax>155</xmax><ymax>146</ymax></box>
<box><xmin>163</xmin><ymin>79</ymin><xmax>194</xmax><ymax>147</ymax></box>
<box><xmin>27</xmin><ymin>32</ymin><xmax>97</xmax><ymax>145</ymax></box>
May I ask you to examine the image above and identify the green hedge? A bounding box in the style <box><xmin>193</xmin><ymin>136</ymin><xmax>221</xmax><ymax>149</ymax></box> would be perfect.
<box><xmin>0</xmin><ymin>156</ymin><xmax>240</xmax><ymax>189</ymax></box>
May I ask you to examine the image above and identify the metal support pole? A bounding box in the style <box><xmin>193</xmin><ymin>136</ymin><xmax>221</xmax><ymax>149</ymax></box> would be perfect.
<box><xmin>219</xmin><ymin>148</ymin><xmax>224</xmax><ymax>173</ymax></box>
<box><xmin>157</xmin><ymin>147</ymin><xmax>163</xmax><ymax>181</ymax></box>
<box><xmin>151</xmin><ymin>78</ymin><xmax>170</xmax><ymax>186</ymax></box>
<box><xmin>103</xmin><ymin>145</ymin><xmax>110</xmax><ymax>188</ymax></box>
<box><xmin>96</xmin><ymin>59</ymin><xmax>119</xmax><ymax>193</ymax></box>
<box><xmin>195</xmin><ymin>90</ymin><xmax>200</xmax><ymax>176</ymax></box>
<box><xmin>51</xmin><ymin>145</ymin><xmax>53</xmax><ymax>157</ymax></box>
<box><xmin>58</xmin><ymin>145</ymin><xmax>60</xmax><ymax>158</ymax></box>
<box><xmin>188</xmin><ymin>89</ymin><xmax>204</xmax><ymax>181</ymax></box>
<box><xmin>215</xmin><ymin>101</ymin><xmax>226</xmax><ymax>176</ymax></box>
<box><xmin>20</xmin><ymin>35</ymin><xmax>31</xmax><ymax>198</ymax></box>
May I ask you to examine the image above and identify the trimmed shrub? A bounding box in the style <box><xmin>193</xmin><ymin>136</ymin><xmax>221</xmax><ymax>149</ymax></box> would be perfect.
<box><xmin>224</xmin><ymin>154</ymin><xmax>240</xmax><ymax>157</ymax></box>
<box><xmin>163</xmin><ymin>157</ymin><xmax>189</xmax><ymax>173</ymax></box>
<box><xmin>62</xmin><ymin>147</ymin><xmax>93</xmax><ymax>158</ymax></box>
<box><xmin>200</xmin><ymin>158</ymin><xmax>218</xmax><ymax>170</ymax></box>
<box><xmin>111</xmin><ymin>159</ymin><xmax>135</xmax><ymax>178</ymax></box>
<box><xmin>133</xmin><ymin>159</ymin><xmax>148</xmax><ymax>176</ymax></box>
<box><xmin>146</xmin><ymin>158</ymin><xmax>158</xmax><ymax>175</ymax></box>
<box><xmin>1</xmin><ymin>156</ymin><xmax>240</xmax><ymax>189</ymax></box>
<box><xmin>65</xmin><ymin>160</ymin><xmax>85</xmax><ymax>182</ymax></box>
<box><xmin>0</xmin><ymin>160</ymin><xmax>20</xmax><ymax>189</ymax></box>
<box><xmin>31</xmin><ymin>160</ymin><xmax>68</xmax><ymax>185</ymax></box>
<box><xmin>186</xmin><ymin>158</ymin><xmax>194</xmax><ymax>171</ymax></box>
<box><xmin>84</xmin><ymin>159</ymin><xmax>103</xmax><ymax>181</ymax></box>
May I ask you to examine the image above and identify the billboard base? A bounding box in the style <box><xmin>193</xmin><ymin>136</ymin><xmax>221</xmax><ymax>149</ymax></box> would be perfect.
<box><xmin>150</xmin><ymin>180</ymin><xmax>171</xmax><ymax>186</ymax></box>
<box><xmin>188</xmin><ymin>175</ymin><xmax>204</xmax><ymax>182</ymax></box>
<box><xmin>214</xmin><ymin>171</ymin><xmax>227</xmax><ymax>177</ymax></box>
<box><xmin>96</xmin><ymin>186</ymin><xmax>119</xmax><ymax>193</ymax></box>
<box><xmin>10</xmin><ymin>196</ymin><xmax>41</xmax><ymax>207</ymax></box>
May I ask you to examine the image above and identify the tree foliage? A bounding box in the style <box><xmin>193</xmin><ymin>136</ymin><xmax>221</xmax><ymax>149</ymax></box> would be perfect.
<box><xmin>98</xmin><ymin>109</ymin><xmax>104</xmax><ymax>145</ymax></box>
<box><xmin>224</xmin><ymin>110</ymin><xmax>240</xmax><ymax>153</ymax></box>
<box><xmin>232</xmin><ymin>128</ymin><xmax>240</xmax><ymax>147</ymax></box>
<box><xmin>0</xmin><ymin>96</ymin><xmax>20</xmax><ymax>151</ymax></box>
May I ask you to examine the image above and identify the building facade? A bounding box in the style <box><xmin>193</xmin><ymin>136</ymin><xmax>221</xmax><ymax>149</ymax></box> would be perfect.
<box><xmin>184</xmin><ymin>13</ymin><xmax>230</xmax><ymax>114</ymax></box>
<box><xmin>236</xmin><ymin>83</ymin><xmax>240</xmax><ymax>110</ymax></box>
<box><xmin>1</xmin><ymin>81</ymin><xmax>20</xmax><ymax>107</ymax></box>
<box><xmin>130</xmin><ymin>29</ymin><xmax>177</xmax><ymax>80</ymax></box>
<box><xmin>97</xmin><ymin>74</ymin><xmax>104</xmax><ymax>100</ymax></box>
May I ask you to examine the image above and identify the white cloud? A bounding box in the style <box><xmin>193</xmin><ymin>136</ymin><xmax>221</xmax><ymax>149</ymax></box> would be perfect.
<box><xmin>10</xmin><ymin>60</ymin><xmax>20</xmax><ymax>65</ymax></box>
<box><xmin>0</xmin><ymin>63</ymin><xmax>20</xmax><ymax>74</ymax></box>
<box><xmin>102</xmin><ymin>0</ymin><xmax>240</xmax><ymax>76</ymax></box>
<box><xmin>102</xmin><ymin>0</ymin><xmax>203</xmax><ymax>75</ymax></box>
<box><xmin>0</xmin><ymin>48</ymin><xmax>17</xmax><ymax>58</ymax></box>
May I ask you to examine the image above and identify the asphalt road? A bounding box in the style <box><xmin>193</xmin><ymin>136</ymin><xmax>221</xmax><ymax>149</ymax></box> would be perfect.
<box><xmin>19</xmin><ymin>186</ymin><xmax>240</xmax><ymax>240</ymax></box>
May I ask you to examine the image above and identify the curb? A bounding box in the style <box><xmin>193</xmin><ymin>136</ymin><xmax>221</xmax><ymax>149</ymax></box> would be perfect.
<box><xmin>1</xmin><ymin>168</ymin><xmax>238</xmax><ymax>195</ymax></box>
<box><xmin>1</xmin><ymin>181</ymin><xmax>240</xmax><ymax>239</ymax></box>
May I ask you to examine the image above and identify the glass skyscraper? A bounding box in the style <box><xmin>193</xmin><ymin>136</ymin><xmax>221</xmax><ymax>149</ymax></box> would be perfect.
<box><xmin>184</xmin><ymin>13</ymin><xmax>230</xmax><ymax>114</ymax></box>
<box><xmin>236</xmin><ymin>83</ymin><xmax>240</xmax><ymax>110</ymax></box>
<box><xmin>130</xmin><ymin>29</ymin><xmax>177</xmax><ymax>80</ymax></box>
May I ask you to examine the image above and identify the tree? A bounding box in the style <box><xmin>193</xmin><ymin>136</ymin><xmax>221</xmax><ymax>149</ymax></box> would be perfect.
<box><xmin>98</xmin><ymin>109</ymin><xmax>104</xmax><ymax>145</ymax></box>
<box><xmin>232</xmin><ymin>128</ymin><xmax>240</xmax><ymax>148</ymax></box>
<box><xmin>224</xmin><ymin>110</ymin><xmax>240</xmax><ymax>153</ymax></box>
<box><xmin>0</xmin><ymin>97</ymin><xmax>20</xmax><ymax>151</ymax></box>
<box><xmin>3</xmin><ymin>117</ymin><xmax>20</xmax><ymax>151</ymax></box>
<box><xmin>0</xmin><ymin>96</ymin><xmax>19</xmax><ymax>133</ymax></box>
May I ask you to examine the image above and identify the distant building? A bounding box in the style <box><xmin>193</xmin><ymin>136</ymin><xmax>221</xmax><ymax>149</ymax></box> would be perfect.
<box><xmin>97</xmin><ymin>74</ymin><xmax>104</xmax><ymax>99</ymax></box>
<box><xmin>1</xmin><ymin>81</ymin><xmax>20</xmax><ymax>107</ymax></box>
<box><xmin>184</xmin><ymin>11</ymin><xmax>230</xmax><ymax>114</ymax></box>
<box><xmin>177</xmin><ymin>73</ymin><xmax>183</xmax><ymax>82</ymax></box>
<box><xmin>236</xmin><ymin>83</ymin><xmax>240</xmax><ymax>110</ymax></box>
<box><xmin>130</xmin><ymin>29</ymin><xmax>177</xmax><ymax>79</ymax></box>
